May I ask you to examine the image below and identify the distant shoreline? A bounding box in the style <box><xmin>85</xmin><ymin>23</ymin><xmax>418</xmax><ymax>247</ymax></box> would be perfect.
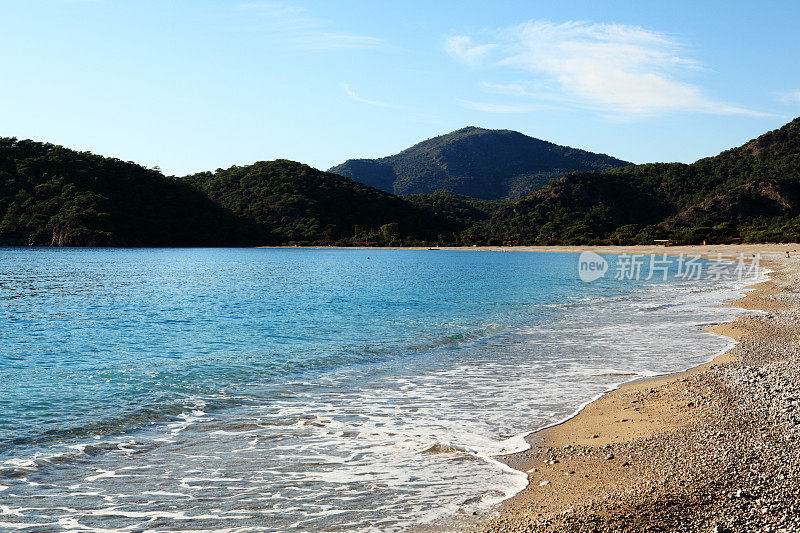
<box><xmin>258</xmin><ymin>243</ymin><xmax>800</xmax><ymax>258</ymax></box>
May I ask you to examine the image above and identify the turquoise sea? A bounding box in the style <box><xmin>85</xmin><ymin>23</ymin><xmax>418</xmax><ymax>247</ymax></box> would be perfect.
<box><xmin>0</xmin><ymin>248</ymin><xmax>759</xmax><ymax>531</ymax></box>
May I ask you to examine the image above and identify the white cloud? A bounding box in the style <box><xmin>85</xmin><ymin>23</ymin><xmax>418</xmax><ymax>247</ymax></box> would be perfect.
<box><xmin>341</xmin><ymin>85</ymin><xmax>440</xmax><ymax>124</ymax></box>
<box><xmin>447</xmin><ymin>21</ymin><xmax>766</xmax><ymax>117</ymax></box>
<box><xmin>238</xmin><ymin>3</ymin><xmax>381</xmax><ymax>51</ymax></box>
<box><xmin>342</xmin><ymin>84</ymin><xmax>395</xmax><ymax>108</ymax></box>
<box><xmin>777</xmin><ymin>90</ymin><xmax>800</xmax><ymax>104</ymax></box>
<box><xmin>444</xmin><ymin>36</ymin><xmax>496</xmax><ymax>65</ymax></box>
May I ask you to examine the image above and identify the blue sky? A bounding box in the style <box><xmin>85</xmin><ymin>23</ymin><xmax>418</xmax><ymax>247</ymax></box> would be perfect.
<box><xmin>1</xmin><ymin>0</ymin><xmax>799</xmax><ymax>175</ymax></box>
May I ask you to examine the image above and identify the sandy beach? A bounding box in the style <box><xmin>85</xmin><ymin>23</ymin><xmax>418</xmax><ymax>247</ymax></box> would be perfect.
<box><xmin>465</xmin><ymin>244</ymin><xmax>800</xmax><ymax>532</ymax></box>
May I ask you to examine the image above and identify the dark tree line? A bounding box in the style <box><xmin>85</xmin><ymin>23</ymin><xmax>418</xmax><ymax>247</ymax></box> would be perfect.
<box><xmin>2</xmin><ymin>117</ymin><xmax>800</xmax><ymax>248</ymax></box>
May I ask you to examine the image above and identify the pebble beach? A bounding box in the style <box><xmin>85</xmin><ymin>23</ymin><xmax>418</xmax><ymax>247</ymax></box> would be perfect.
<box><xmin>476</xmin><ymin>245</ymin><xmax>800</xmax><ymax>532</ymax></box>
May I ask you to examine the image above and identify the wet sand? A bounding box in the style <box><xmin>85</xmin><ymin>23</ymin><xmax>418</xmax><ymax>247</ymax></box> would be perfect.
<box><xmin>273</xmin><ymin>243</ymin><xmax>800</xmax><ymax>530</ymax></box>
<box><xmin>475</xmin><ymin>245</ymin><xmax>800</xmax><ymax>532</ymax></box>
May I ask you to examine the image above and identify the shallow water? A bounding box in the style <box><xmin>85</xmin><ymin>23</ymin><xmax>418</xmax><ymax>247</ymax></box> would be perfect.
<box><xmin>0</xmin><ymin>248</ymin><xmax>758</xmax><ymax>531</ymax></box>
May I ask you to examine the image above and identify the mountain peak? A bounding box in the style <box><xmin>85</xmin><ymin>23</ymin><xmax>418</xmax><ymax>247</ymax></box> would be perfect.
<box><xmin>452</xmin><ymin>126</ymin><xmax>488</xmax><ymax>133</ymax></box>
<box><xmin>329</xmin><ymin>128</ymin><xmax>630</xmax><ymax>200</ymax></box>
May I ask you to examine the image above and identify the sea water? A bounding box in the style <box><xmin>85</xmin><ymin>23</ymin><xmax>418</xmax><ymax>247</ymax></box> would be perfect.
<box><xmin>0</xmin><ymin>248</ymin><xmax>760</xmax><ymax>531</ymax></box>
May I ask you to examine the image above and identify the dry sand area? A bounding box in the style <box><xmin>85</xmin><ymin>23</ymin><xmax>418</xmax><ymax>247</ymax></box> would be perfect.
<box><xmin>476</xmin><ymin>244</ymin><xmax>800</xmax><ymax>532</ymax></box>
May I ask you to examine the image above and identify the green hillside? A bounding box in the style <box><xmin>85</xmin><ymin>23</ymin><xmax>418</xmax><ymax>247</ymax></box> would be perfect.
<box><xmin>0</xmin><ymin>138</ymin><xmax>262</xmax><ymax>246</ymax></box>
<box><xmin>182</xmin><ymin>160</ymin><xmax>461</xmax><ymax>245</ymax></box>
<box><xmin>4</xmin><ymin>117</ymin><xmax>800</xmax><ymax>248</ymax></box>
<box><xmin>481</xmin><ymin>117</ymin><xmax>800</xmax><ymax>245</ymax></box>
<box><xmin>329</xmin><ymin>127</ymin><xmax>631</xmax><ymax>200</ymax></box>
<box><xmin>403</xmin><ymin>190</ymin><xmax>506</xmax><ymax>228</ymax></box>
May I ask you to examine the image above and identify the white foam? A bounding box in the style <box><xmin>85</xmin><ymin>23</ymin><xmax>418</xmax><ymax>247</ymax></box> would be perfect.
<box><xmin>0</xmin><ymin>506</ymin><xmax>25</xmax><ymax>517</ymax></box>
<box><xmin>2</xmin><ymin>259</ymin><xmax>763</xmax><ymax>532</ymax></box>
<box><xmin>141</xmin><ymin>490</ymin><xmax>194</xmax><ymax>498</ymax></box>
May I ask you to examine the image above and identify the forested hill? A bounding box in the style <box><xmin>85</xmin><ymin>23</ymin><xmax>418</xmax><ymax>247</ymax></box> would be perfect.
<box><xmin>3</xmin><ymin>117</ymin><xmax>800</xmax><ymax>248</ymax></box>
<box><xmin>329</xmin><ymin>127</ymin><xmax>631</xmax><ymax>200</ymax></box>
<box><xmin>0</xmin><ymin>138</ymin><xmax>263</xmax><ymax>246</ymax></box>
<box><xmin>0</xmin><ymin>139</ymin><xmax>462</xmax><ymax>247</ymax></box>
<box><xmin>482</xmin><ymin>117</ymin><xmax>800</xmax><ymax>245</ymax></box>
<box><xmin>182</xmin><ymin>160</ymin><xmax>460</xmax><ymax>244</ymax></box>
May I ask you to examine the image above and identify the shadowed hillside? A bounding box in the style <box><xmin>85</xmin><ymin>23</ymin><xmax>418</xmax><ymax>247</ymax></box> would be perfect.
<box><xmin>481</xmin><ymin>117</ymin><xmax>800</xmax><ymax>245</ymax></box>
<box><xmin>4</xmin><ymin>117</ymin><xmax>800</xmax><ymax>247</ymax></box>
<box><xmin>183</xmin><ymin>160</ymin><xmax>461</xmax><ymax>245</ymax></box>
<box><xmin>0</xmin><ymin>138</ymin><xmax>264</xmax><ymax>246</ymax></box>
<box><xmin>329</xmin><ymin>127</ymin><xmax>632</xmax><ymax>200</ymax></box>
